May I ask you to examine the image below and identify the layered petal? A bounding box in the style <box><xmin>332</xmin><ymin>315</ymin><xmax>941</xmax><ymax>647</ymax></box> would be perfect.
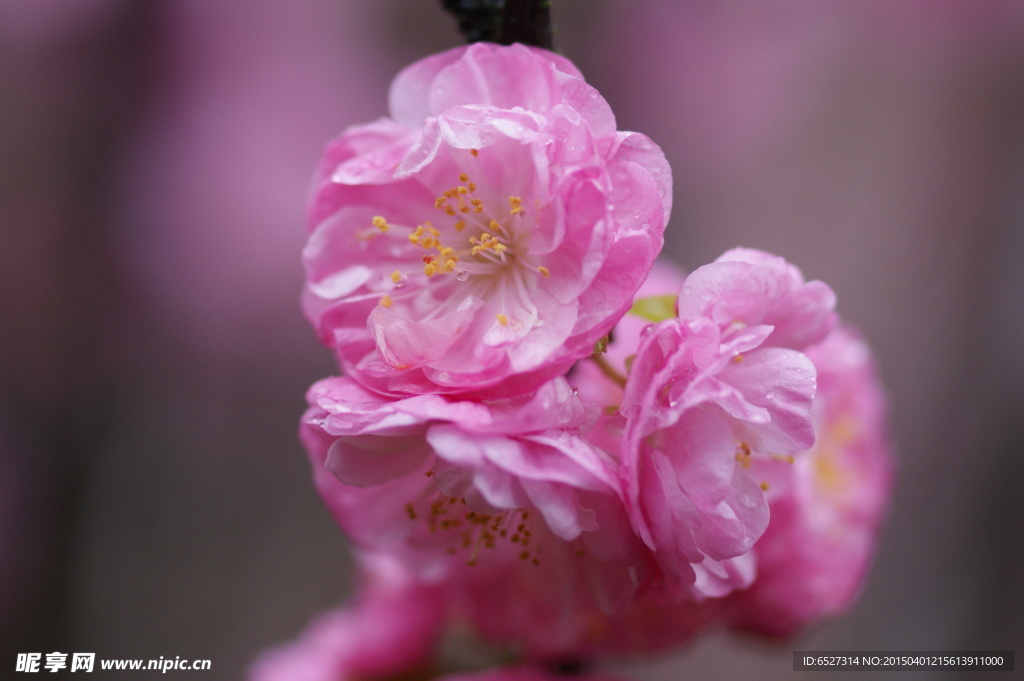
<box><xmin>725</xmin><ymin>326</ymin><xmax>895</xmax><ymax>637</ymax></box>
<box><xmin>302</xmin><ymin>43</ymin><xmax>669</xmax><ymax>398</ymax></box>
<box><xmin>677</xmin><ymin>247</ymin><xmax>837</xmax><ymax>350</ymax></box>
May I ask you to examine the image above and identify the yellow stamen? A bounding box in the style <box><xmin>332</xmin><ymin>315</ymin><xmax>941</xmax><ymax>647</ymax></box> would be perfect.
<box><xmin>391</xmin><ymin>270</ymin><xmax>404</xmax><ymax>283</ymax></box>
<box><xmin>459</xmin><ymin>173</ymin><xmax>469</xmax><ymax>182</ymax></box>
<box><xmin>497</xmin><ymin>313</ymin><xmax>509</xmax><ymax>326</ymax></box>
<box><xmin>759</xmin><ymin>481</ymin><xmax>770</xmax><ymax>491</ymax></box>
<box><xmin>372</xmin><ymin>215</ymin><xmax>389</xmax><ymax>233</ymax></box>
<box><xmin>509</xmin><ymin>196</ymin><xmax>523</xmax><ymax>215</ymax></box>
<box><xmin>454</xmin><ymin>220</ymin><xmax>466</xmax><ymax>231</ymax></box>
<box><xmin>538</xmin><ymin>266</ymin><xmax>550</xmax><ymax>278</ymax></box>
<box><xmin>470</xmin><ymin>148</ymin><xmax>479</xmax><ymax>157</ymax></box>
<box><xmin>380</xmin><ymin>295</ymin><xmax>393</xmax><ymax>308</ymax></box>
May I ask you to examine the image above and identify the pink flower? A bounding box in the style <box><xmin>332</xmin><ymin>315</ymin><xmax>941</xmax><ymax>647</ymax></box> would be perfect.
<box><xmin>247</xmin><ymin>553</ymin><xmax>445</xmax><ymax>681</ymax></box>
<box><xmin>614</xmin><ymin>250</ymin><xmax>835</xmax><ymax>597</ymax></box>
<box><xmin>300</xmin><ymin>374</ymin><xmax>669</xmax><ymax>658</ymax></box>
<box><xmin>303</xmin><ymin>43</ymin><xmax>670</xmax><ymax>398</ymax></box>
<box><xmin>301</xmin><ymin>375</ymin><xmax>633</xmax><ymax>576</ymax></box>
<box><xmin>725</xmin><ymin>325</ymin><xmax>895</xmax><ymax>637</ymax></box>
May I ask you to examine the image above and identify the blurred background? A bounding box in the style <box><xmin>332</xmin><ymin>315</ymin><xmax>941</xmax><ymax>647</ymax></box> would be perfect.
<box><xmin>1</xmin><ymin>1</ymin><xmax>1022</xmax><ymax>679</ymax></box>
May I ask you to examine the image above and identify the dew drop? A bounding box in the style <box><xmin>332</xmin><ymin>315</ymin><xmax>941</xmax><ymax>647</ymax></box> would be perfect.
<box><xmin>393</xmin><ymin>272</ymin><xmax>408</xmax><ymax>288</ymax></box>
<box><xmin>570</xmin><ymin>385</ymin><xmax>579</xmax><ymax>396</ymax></box>
<box><xmin>456</xmin><ymin>269</ymin><xmax>470</xmax><ymax>282</ymax></box>
<box><xmin>765</xmin><ymin>390</ymin><xmax>776</xmax><ymax>401</ymax></box>
<box><xmin>682</xmin><ymin>286</ymin><xmax>692</xmax><ymax>295</ymax></box>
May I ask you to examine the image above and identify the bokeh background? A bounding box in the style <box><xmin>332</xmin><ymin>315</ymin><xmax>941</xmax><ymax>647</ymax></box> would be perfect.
<box><xmin>2</xmin><ymin>1</ymin><xmax>1022</xmax><ymax>679</ymax></box>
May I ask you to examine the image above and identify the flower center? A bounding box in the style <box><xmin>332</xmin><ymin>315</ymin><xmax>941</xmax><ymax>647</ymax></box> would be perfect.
<box><xmin>368</xmin><ymin>149</ymin><xmax>550</xmax><ymax>327</ymax></box>
<box><xmin>405</xmin><ymin>488</ymin><xmax>543</xmax><ymax>567</ymax></box>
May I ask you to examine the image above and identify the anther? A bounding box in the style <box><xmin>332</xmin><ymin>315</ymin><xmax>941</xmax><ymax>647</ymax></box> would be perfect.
<box><xmin>497</xmin><ymin>314</ymin><xmax>510</xmax><ymax>326</ymax></box>
<box><xmin>380</xmin><ymin>295</ymin><xmax>393</xmax><ymax>308</ymax></box>
<box><xmin>372</xmin><ymin>216</ymin><xmax>389</xmax><ymax>233</ymax></box>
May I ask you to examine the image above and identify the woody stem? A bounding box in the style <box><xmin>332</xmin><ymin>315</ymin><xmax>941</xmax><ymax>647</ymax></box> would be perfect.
<box><xmin>440</xmin><ymin>0</ymin><xmax>554</xmax><ymax>49</ymax></box>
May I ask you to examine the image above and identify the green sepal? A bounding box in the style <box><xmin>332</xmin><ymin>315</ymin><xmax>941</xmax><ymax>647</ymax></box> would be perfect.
<box><xmin>629</xmin><ymin>295</ymin><xmax>677</xmax><ymax>323</ymax></box>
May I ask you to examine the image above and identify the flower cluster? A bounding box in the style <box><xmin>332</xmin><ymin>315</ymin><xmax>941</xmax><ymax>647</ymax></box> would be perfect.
<box><xmin>253</xmin><ymin>43</ymin><xmax>894</xmax><ymax>681</ymax></box>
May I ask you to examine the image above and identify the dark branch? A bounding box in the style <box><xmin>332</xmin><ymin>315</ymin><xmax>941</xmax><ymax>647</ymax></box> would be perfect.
<box><xmin>440</xmin><ymin>0</ymin><xmax>553</xmax><ymax>49</ymax></box>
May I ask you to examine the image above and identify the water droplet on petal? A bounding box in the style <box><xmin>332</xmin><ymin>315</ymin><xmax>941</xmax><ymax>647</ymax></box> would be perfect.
<box><xmin>456</xmin><ymin>269</ymin><xmax>470</xmax><ymax>282</ymax></box>
<box><xmin>682</xmin><ymin>286</ymin><xmax>692</xmax><ymax>295</ymax></box>
<box><xmin>765</xmin><ymin>390</ymin><xmax>776</xmax><ymax>401</ymax></box>
<box><xmin>570</xmin><ymin>385</ymin><xmax>579</xmax><ymax>396</ymax></box>
<box><xmin>393</xmin><ymin>272</ymin><xmax>408</xmax><ymax>288</ymax></box>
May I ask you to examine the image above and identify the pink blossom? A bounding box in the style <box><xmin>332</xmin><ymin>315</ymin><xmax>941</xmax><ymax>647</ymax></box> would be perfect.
<box><xmin>247</xmin><ymin>553</ymin><xmax>445</xmax><ymax>681</ymax></box>
<box><xmin>301</xmin><ymin>374</ymin><xmax>634</xmax><ymax>576</ymax></box>
<box><xmin>303</xmin><ymin>43</ymin><xmax>670</xmax><ymax>398</ymax></box>
<box><xmin>725</xmin><ymin>325</ymin><xmax>895</xmax><ymax>637</ymax></box>
<box><xmin>613</xmin><ymin>250</ymin><xmax>834</xmax><ymax>597</ymax></box>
